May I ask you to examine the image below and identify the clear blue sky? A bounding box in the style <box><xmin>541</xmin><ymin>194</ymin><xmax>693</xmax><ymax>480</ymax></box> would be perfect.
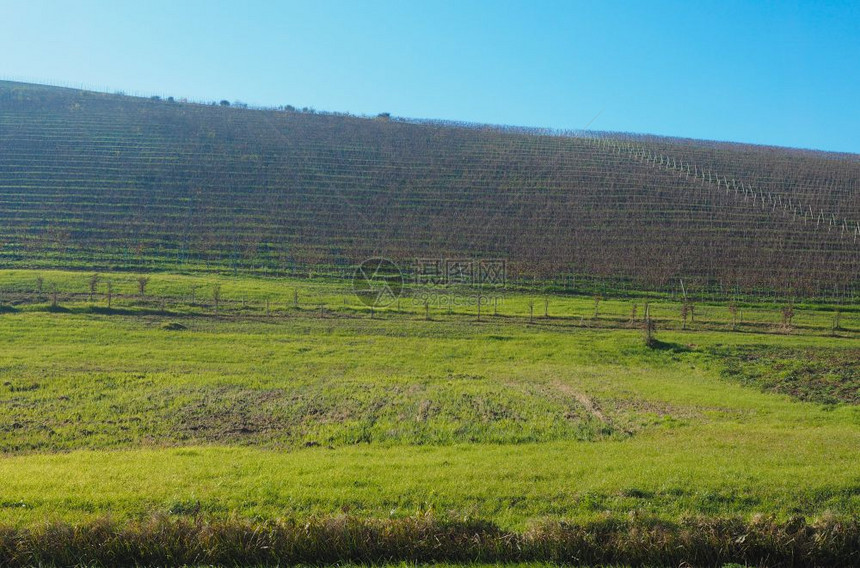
<box><xmin>2</xmin><ymin>0</ymin><xmax>858</xmax><ymax>153</ymax></box>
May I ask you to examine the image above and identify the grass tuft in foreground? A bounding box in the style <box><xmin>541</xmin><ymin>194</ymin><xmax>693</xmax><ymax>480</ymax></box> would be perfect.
<box><xmin>0</xmin><ymin>514</ymin><xmax>857</xmax><ymax>567</ymax></box>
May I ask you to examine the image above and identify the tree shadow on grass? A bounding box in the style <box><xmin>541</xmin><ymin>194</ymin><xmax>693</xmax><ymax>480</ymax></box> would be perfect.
<box><xmin>647</xmin><ymin>339</ymin><xmax>693</xmax><ymax>353</ymax></box>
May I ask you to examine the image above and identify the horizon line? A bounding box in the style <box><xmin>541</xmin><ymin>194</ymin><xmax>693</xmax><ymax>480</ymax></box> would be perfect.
<box><xmin>2</xmin><ymin>75</ymin><xmax>857</xmax><ymax>158</ymax></box>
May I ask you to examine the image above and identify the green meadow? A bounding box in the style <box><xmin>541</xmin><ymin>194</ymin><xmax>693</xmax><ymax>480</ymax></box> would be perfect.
<box><xmin>1</xmin><ymin>270</ymin><xmax>858</xmax><ymax>520</ymax></box>
<box><xmin>0</xmin><ymin>270</ymin><xmax>858</xmax><ymax>565</ymax></box>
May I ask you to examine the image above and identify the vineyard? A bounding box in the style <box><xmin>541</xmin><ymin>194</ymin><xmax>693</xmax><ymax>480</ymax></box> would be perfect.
<box><xmin>1</xmin><ymin>80</ymin><xmax>858</xmax><ymax>298</ymax></box>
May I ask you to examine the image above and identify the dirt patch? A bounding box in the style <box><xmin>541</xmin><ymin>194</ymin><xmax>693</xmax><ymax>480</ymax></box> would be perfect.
<box><xmin>712</xmin><ymin>346</ymin><xmax>860</xmax><ymax>405</ymax></box>
<box><xmin>172</xmin><ymin>387</ymin><xmax>291</xmax><ymax>442</ymax></box>
<box><xmin>551</xmin><ymin>382</ymin><xmax>609</xmax><ymax>423</ymax></box>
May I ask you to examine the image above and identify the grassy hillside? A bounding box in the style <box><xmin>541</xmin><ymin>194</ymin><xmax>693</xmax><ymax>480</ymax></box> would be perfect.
<box><xmin>0</xmin><ymin>270</ymin><xmax>858</xmax><ymax>565</ymax></box>
<box><xmin>2</xmin><ymin>81</ymin><xmax>859</xmax><ymax>297</ymax></box>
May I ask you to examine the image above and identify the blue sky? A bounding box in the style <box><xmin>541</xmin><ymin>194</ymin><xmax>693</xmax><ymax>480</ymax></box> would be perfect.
<box><xmin>1</xmin><ymin>0</ymin><xmax>858</xmax><ymax>153</ymax></box>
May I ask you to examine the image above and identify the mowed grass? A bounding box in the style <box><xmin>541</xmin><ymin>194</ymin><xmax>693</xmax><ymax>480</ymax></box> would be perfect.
<box><xmin>0</xmin><ymin>270</ymin><xmax>858</xmax><ymax>532</ymax></box>
<box><xmin>1</xmin><ymin>428</ymin><xmax>858</xmax><ymax>529</ymax></box>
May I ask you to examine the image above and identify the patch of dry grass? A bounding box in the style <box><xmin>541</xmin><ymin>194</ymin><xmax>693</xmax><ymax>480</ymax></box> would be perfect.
<box><xmin>0</xmin><ymin>514</ymin><xmax>857</xmax><ymax>567</ymax></box>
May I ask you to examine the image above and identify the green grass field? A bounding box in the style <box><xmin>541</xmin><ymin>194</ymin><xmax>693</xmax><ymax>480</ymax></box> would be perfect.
<box><xmin>0</xmin><ymin>270</ymin><xmax>858</xmax><ymax>566</ymax></box>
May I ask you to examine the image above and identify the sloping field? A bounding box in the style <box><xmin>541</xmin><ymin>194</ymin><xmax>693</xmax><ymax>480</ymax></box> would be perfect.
<box><xmin>0</xmin><ymin>270</ymin><xmax>858</xmax><ymax>566</ymax></box>
<box><xmin>2</xmin><ymin>81</ymin><xmax>859</xmax><ymax>296</ymax></box>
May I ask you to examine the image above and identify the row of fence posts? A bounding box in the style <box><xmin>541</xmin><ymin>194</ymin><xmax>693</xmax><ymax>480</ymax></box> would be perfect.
<box><xmin>4</xmin><ymin>278</ymin><xmax>849</xmax><ymax>336</ymax></box>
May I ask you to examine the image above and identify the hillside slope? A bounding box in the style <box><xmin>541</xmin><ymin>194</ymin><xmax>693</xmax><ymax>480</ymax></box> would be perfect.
<box><xmin>1</xmin><ymin>81</ymin><xmax>858</xmax><ymax>296</ymax></box>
